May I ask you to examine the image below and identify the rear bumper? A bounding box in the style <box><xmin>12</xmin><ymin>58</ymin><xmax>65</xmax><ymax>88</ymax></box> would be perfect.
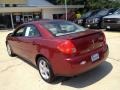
<box><xmin>102</xmin><ymin>23</ymin><xmax>120</xmax><ymax>30</ymax></box>
<box><xmin>53</xmin><ymin>44</ymin><xmax>109</xmax><ymax>77</ymax></box>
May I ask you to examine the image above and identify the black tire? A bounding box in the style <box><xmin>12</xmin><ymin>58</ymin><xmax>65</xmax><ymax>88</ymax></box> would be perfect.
<box><xmin>6</xmin><ymin>43</ymin><xmax>15</xmax><ymax>57</ymax></box>
<box><xmin>37</xmin><ymin>57</ymin><xmax>55</xmax><ymax>83</ymax></box>
<box><xmin>106</xmin><ymin>28</ymin><xmax>110</xmax><ymax>31</ymax></box>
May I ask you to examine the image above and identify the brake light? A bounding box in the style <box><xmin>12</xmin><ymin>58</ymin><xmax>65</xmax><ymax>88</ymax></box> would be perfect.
<box><xmin>57</xmin><ymin>40</ymin><xmax>77</xmax><ymax>54</ymax></box>
<box><xmin>102</xmin><ymin>31</ymin><xmax>106</xmax><ymax>44</ymax></box>
<box><xmin>98</xmin><ymin>33</ymin><xmax>104</xmax><ymax>41</ymax></box>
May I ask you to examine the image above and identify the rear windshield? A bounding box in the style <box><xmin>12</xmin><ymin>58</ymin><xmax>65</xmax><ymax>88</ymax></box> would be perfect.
<box><xmin>41</xmin><ymin>21</ymin><xmax>85</xmax><ymax>36</ymax></box>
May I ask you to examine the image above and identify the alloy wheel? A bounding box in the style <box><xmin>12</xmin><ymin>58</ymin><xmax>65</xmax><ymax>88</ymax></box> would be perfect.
<box><xmin>39</xmin><ymin>59</ymin><xmax>50</xmax><ymax>80</ymax></box>
<box><xmin>7</xmin><ymin>44</ymin><xmax>12</xmax><ymax>56</ymax></box>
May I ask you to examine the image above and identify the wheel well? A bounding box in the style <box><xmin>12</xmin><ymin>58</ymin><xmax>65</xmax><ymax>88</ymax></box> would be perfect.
<box><xmin>35</xmin><ymin>54</ymin><xmax>55</xmax><ymax>76</ymax></box>
<box><xmin>6</xmin><ymin>41</ymin><xmax>8</xmax><ymax>45</ymax></box>
<box><xmin>35</xmin><ymin>54</ymin><xmax>46</xmax><ymax>65</ymax></box>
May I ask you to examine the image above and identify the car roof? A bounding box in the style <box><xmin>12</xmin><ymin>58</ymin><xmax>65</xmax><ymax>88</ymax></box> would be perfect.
<box><xmin>39</xmin><ymin>19</ymin><xmax>67</xmax><ymax>23</ymax></box>
<box><xmin>20</xmin><ymin>20</ymin><xmax>69</xmax><ymax>27</ymax></box>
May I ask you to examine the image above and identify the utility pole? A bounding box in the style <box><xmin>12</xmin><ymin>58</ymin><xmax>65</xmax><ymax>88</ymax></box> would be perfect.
<box><xmin>65</xmin><ymin>0</ymin><xmax>68</xmax><ymax>20</ymax></box>
<box><xmin>10</xmin><ymin>13</ymin><xmax>14</xmax><ymax>30</ymax></box>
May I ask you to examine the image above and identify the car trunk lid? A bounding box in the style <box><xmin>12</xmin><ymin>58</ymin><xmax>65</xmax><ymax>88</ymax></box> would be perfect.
<box><xmin>58</xmin><ymin>30</ymin><xmax>105</xmax><ymax>55</ymax></box>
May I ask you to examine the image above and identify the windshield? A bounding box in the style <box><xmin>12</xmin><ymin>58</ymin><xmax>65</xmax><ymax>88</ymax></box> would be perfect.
<box><xmin>41</xmin><ymin>21</ymin><xmax>85</xmax><ymax>36</ymax></box>
<box><xmin>83</xmin><ymin>11</ymin><xmax>92</xmax><ymax>18</ymax></box>
<box><xmin>94</xmin><ymin>9</ymin><xmax>109</xmax><ymax>16</ymax></box>
<box><xmin>114</xmin><ymin>9</ymin><xmax>120</xmax><ymax>14</ymax></box>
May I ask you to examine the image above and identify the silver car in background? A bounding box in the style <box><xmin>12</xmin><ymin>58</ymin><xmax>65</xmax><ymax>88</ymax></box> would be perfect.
<box><xmin>102</xmin><ymin>9</ymin><xmax>120</xmax><ymax>30</ymax></box>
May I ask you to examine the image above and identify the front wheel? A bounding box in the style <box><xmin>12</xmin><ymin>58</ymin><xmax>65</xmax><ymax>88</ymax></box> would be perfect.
<box><xmin>6</xmin><ymin>43</ymin><xmax>15</xmax><ymax>57</ymax></box>
<box><xmin>37</xmin><ymin>57</ymin><xmax>55</xmax><ymax>83</ymax></box>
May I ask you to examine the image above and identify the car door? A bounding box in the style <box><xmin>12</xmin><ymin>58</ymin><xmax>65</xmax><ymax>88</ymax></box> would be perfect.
<box><xmin>10</xmin><ymin>26</ymin><xmax>26</xmax><ymax>56</ymax></box>
<box><xmin>18</xmin><ymin>24</ymin><xmax>41</xmax><ymax>62</ymax></box>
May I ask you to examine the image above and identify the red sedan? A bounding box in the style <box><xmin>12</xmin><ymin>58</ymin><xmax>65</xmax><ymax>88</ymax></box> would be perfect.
<box><xmin>6</xmin><ymin>20</ymin><xmax>109</xmax><ymax>83</ymax></box>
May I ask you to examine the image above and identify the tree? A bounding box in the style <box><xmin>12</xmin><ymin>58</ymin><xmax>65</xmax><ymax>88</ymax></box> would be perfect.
<box><xmin>56</xmin><ymin>0</ymin><xmax>69</xmax><ymax>5</ymax></box>
<box><xmin>46</xmin><ymin>0</ymin><xmax>84</xmax><ymax>5</ymax></box>
<box><xmin>84</xmin><ymin>0</ymin><xmax>120</xmax><ymax>10</ymax></box>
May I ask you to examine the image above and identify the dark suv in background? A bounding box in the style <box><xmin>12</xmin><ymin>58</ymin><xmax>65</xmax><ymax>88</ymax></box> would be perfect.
<box><xmin>78</xmin><ymin>9</ymin><xmax>100</xmax><ymax>27</ymax></box>
<box><xmin>85</xmin><ymin>8</ymin><xmax>117</xmax><ymax>29</ymax></box>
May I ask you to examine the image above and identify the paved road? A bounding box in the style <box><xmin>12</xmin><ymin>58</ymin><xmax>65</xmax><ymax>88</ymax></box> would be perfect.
<box><xmin>0</xmin><ymin>30</ymin><xmax>120</xmax><ymax>90</ymax></box>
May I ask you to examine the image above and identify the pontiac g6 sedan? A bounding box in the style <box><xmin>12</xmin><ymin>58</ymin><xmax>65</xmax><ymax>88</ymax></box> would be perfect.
<box><xmin>6</xmin><ymin>20</ymin><xmax>109</xmax><ymax>83</ymax></box>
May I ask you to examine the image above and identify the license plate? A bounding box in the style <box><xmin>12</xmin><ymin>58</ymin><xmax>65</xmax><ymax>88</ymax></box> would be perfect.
<box><xmin>91</xmin><ymin>53</ymin><xmax>99</xmax><ymax>62</ymax></box>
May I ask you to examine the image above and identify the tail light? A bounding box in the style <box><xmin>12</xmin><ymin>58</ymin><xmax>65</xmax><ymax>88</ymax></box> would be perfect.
<box><xmin>102</xmin><ymin>32</ymin><xmax>106</xmax><ymax>43</ymax></box>
<box><xmin>98</xmin><ymin>33</ymin><xmax>104</xmax><ymax>41</ymax></box>
<box><xmin>100</xmin><ymin>31</ymin><xmax>106</xmax><ymax>44</ymax></box>
<box><xmin>57</xmin><ymin>40</ymin><xmax>77</xmax><ymax>54</ymax></box>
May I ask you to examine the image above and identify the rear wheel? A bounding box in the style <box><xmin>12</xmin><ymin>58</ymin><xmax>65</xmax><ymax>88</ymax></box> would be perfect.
<box><xmin>37</xmin><ymin>57</ymin><xmax>55</xmax><ymax>83</ymax></box>
<box><xmin>6</xmin><ymin>43</ymin><xmax>15</xmax><ymax>57</ymax></box>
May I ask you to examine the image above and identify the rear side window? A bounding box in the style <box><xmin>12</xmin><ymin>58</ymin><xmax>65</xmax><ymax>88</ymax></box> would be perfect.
<box><xmin>25</xmin><ymin>25</ymin><xmax>40</xmax><ymax>37</ymax></box>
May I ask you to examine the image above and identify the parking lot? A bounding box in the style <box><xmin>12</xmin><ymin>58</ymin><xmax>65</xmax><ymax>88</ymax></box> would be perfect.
<box><xmin>0</xmin><ymin>30</ymin><xmax>120</xmax><ymax>90</ymax></box>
